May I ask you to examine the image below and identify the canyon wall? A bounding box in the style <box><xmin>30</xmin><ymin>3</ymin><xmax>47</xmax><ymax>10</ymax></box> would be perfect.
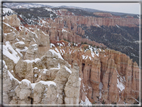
<box><xmin>2</xmin><ymin>15</ymin><xmax>81</xmax><ymax>105</ymax></box>
<box><xmin>55</xmin><ymin>10</ymin><xmax>139</xmax><ymax>27</ymax></box>
<box><xmin>51</xmin><ymin>41</ymin><xmax>140</xmax><ymax>104</ymax></box>
<box><xmin>2</xmin><ymin>13</ymin><xmax>140</xmax><ymax>105</ymax></box>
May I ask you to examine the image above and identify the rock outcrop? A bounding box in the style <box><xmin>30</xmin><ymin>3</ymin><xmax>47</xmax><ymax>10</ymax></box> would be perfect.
<box><xmin>2</xmin><ymin>14</ymin><xmax>81</xmax><ymax>106</ymax></box>
<box><xmin>50</xmin><ymin>41</ymin><xmax>140</xmax><ymax>104</ymax></box>
<box><xmin>2</xmin><ymin>13</ymin><xmax>140</xmax><ymax>106</ymax></box>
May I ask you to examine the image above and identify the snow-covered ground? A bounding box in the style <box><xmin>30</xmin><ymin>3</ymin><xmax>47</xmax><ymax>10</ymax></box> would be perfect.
<box><xmin>3</xmin><ymin>8</ymin><xmax>13</xmax><ymax>14</ymax></box>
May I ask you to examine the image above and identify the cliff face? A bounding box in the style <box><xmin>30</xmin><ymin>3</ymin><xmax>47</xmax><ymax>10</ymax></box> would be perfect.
<box><xmin>1</xmin><ymin>15</ymin><xmax>80</xmax><ymax>105</ymax></box>
<box><xmin>55</xmin><ymin>10</ymin><xmax>139</xmax><ymax>27</ymax></box>
<box><xmin>13</xmin><ymin>7</ymin><xmax>139</xmax><ymax>65</ymax></box>
<box><xmin>50</xmin><ymin>41</ymin><xmax>139</xmax><ymax>104</ymax></box>
<box><xmin>1</xmin><ymin>8</ymin><xmax>140</xmax><ymax>105</ymax></box>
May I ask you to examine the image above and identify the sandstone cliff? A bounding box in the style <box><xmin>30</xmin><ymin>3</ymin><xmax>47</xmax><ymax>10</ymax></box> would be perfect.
<box><xmin>50</xmin><ymin>40</ymin><xmax>140</xmax><ymax>104</ymax></box>
<box><xmin>1</xmin><ymin>12</ymin><xmax>140</xmax><ymax>106</ymax></box>
<box><xmin>1</xmin><ymin>15</ymin><xmax>80</xmax><ymax>105</ymax></box>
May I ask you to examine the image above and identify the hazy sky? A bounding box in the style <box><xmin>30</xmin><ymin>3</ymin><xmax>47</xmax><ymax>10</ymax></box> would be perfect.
<box><xmin>39</xmin><ymin>3</ymin><xmax>140</xmax><ymax>14</ymax></box>
<box><xmin>1</xmin><ymin>0</ymin><xmax>141</xmax><ymax>14</ymax></box>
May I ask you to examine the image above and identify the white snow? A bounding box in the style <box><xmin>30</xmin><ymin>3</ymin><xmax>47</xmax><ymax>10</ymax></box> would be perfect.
<box><xmin>131</xmin><ymin>96</ymin><xmax>139</xmax><ymax>103</ymax></box>
<box><xmin>7</xmin><ymin>70</ymin><xmax>15</xmax><ymax>80</ymax></box>
<box><xmin>15</xmin><ymin>47</ymin><xmax>28</xmax><ymax>57</ymax></box>
<box><xmin>24</xmin><ymin>58</ymin><xmax>40</xmax><ymax>63</ymax></box>
<box><xmin>80</xmin><ymin>96</ymin><xmax>92</xmax><ymax>106</ymax></box>
<box><xmin>21</xmin><ymin>79</ymin><xmax>31</xmax><ymax>87</ymax></box>
<box><xmin>2</xmin><ymin>41</ymin><xmax>20</xmax><ymax>63</ymax></box>
<box><xmin>96</xmin><ymin>24</ymin><xmax>101</xmax><ymax>28</ymax></box>
<box><xmin>43</xmin><ymin>69</ymin><xmax>48</xmax><ymax>74</ymax></box>
<box><xmin>89</xmin><ymin>45</ymin><xmax>95</xmax><ymax>57</ymax></box>
<box><xmin>62</xmin><ymin>42</ymin><xmax>65</xmax><ymax>46</ymax></box>
<box><xmin>39</xmin><ymin>81</ymin><xmax>56</xmax><ymax>86</ymax></box>
<box><xmin>58</xmin><ymin>63</ymin><xmax>60</xmax><ymax>69</ymax></box>
<box><xmin>49</xmin><ymin>63</ymin><xmax>60</xmax><ymax>70</ymax></box>
<box><xmin>15</xmin><ymin>41</ymin><xmax>25</xmax><ymax>45</ymax></box>
<box><xmin>50</xmin><ymin>43</ymin><xmax>55</xmax><ymax>48</ymax></box>
<box><xmin>55</xmin><ymin>48</ymin><xmax>59</xmax><ymax>53</ymax></box>
<box><xmin>49</xmin><ymin>49</ymin><xmax>63</xmax><ymax>60</ymax></box>
<box><xmin>16</xmin><ymin>48</ymin><xmax>23</xmax><ymax>57</ymax></box>
<box><xmin>7</xmin><ymin>70</ymin><xmax>21</xmax><ymax>84</ymax></box>
<box><xmin>62</xmin><ymin>28</ymin><xmax>68</xmax><ymax>32</ymax></box>
<box><xmin>117</xmin><ymin>78</ymin><xmax>125</xmax><ymax>92</ymax></box>
<box><xmin>79</xmin><ymin>77</ymin><xmax>82</xmax><ymax>81</ymax></box>
<box><xmin>57</xmin><ymin>43</ymin><xmax>63</xmax><ymax>47</ymax></box>
<box><xmin>50</xmin><ymin>68</ymin><xmax>60</xmax><ymax>70</ymax></box>
<box><xmin>50</xmin><ymin>14</ymin><xmax>53</xmax><ymax>18</ymax></box>
<box><xmin>3</xmin><ymin>8</ymin><xmax>13</xmax><ymax>14</ymax></box>
<box><xmin>34</xmin><ymin>74</ymin><xmax>38</xmax><ymax>77</ymax></box>
<box><xmin>34</xmin><ymin>67</ymin><xmax>38</xmax><ymax>69</ymax></box>
<box><xmin>116</xmin><ymin>24</ymin><xmax>120</xmax><ymax>28</ymax></box>
<box><xmin>31</xmin><ymin>83</ymin><xmax>36</xmax><ymax>89</ymax></box>
<box><xmin>82</xmin><ymin>55</ymin><xmax>85</xmax><ymax>59</ymax></box>
<box><xmin>3</xmin><ymin>22</ymin><xmax>16</xmax><ymax>30</ymax></box>
<box><xmin>64</xmin><ymin>66</ymin><xmax>72</xmax><ymax>74</ymax></box>
<box><xmin>45</xmin><ymin>8</ymin><xmax>52</xmax><ymax>11</ymax></box>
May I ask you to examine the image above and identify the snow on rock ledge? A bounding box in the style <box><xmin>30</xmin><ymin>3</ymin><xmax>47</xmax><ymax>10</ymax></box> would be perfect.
<box><xmin>39</xmin><ymin>81</ymin><xmax>56</xmax><ymax>86</ymax></box>
<box><xmin>49</xmin><ymin>49</ymin><xmax>64</xmax><ymax>60</ymax></box>
<box><xmin>64</xmin><ymin>66</ymin><xmax>72</xmax><ymax>74</ymax></box>
<box><xmin>117</xmin><ymin>78</ymin><xmax>125</xmax><ymax>92</ymax></box>
<box><xmin>80</xmin><ymin>96</ymin><xmax>92</xmax><ymax>106</ymax></box>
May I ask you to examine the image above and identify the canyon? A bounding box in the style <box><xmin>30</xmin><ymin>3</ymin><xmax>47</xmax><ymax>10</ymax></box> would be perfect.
<box><xmin>12</xmin><ymin>7</ymin><xmax>139</xmax><ymax>65</ymax></box>
<box><xmin>1</xmin><ymin>4</ymin><xmax>140</xmax><ymax>106</ymax></box>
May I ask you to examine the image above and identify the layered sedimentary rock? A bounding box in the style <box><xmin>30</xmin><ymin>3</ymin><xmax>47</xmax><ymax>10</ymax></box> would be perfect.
<box><xmin>2</xmin><ymin>15</ymin><xmax>80</xmax><ymax>105</ymax></box>
<box><xmin>50</xmin><ymin>41</ymin><xmax>140</xmax><ymax>104</ymax></box>
<box><xmin>2</xmin><ymin>13</ymin><xmax>140</xmax><ymax>105</ymax></box>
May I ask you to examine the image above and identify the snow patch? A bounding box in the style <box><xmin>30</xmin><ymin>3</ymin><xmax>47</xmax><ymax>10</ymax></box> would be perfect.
<box><xmin>117</xmin><ymin>78</ymin><xmax>125</xmax><ymax>92</ymax></box>
<box><xmin>39</xmin><ymin>81</ymin><xmax>56</xmax><ymax>86</ymax></box>
<box><xmin>96</xmin><ymin>24</ymin><xmax>101</xmax><ymax>28</ymax></box>
<box><xmin>3</xmin><ymin>8</ymin><xmax>13</xmax><ymax>14</ymax></box>
<box><xmin>45</xmin><ymin>8</ymin><xmax>52</xmax><ymax>11</ymax></box>
<box><xmin>34</xmin><ymin>74</ymin><xmax>38</xmax><ymax>77</ymax></box>
<box><xmin>57</xmin><ymin>43</ymin><xmax>63</xmax><ymax>47</ymax></box>
<box><xmin>64</xmin><ymin>66</ymin><xmax>72</xmax><ymax>74</ymax></box>
<box><xmin>43</xmin><ymin>69</ymin><xmax>48</xmax><ymax>74</ymax></box>
<box><xmin>31</xmin><ymin>83</ymin><xmax>36</xmax><ymax>89</ymax></box>
<box><xmin>2</xmin><ymin>41</ymin><xmax>20</xmax><ymax>63</ymax></box>
<box><xmin>49</xmin><ymin>49</ymin><xmax>63</xmax><ymax>60</ymax></box>
<box><xmin>62</xmin><ymin>28</ymin><xmax>68</xmax><ymax>32</ymax></box>
<box><xmin>116</xmin><ymin>24</ymin><xmax>120</xmax><ymax>28</ymax></box>
<box><xmin>50</xmin><ymin>43</ymin><xmax>55</xmax><ymax>48</ymax></box>
<box><xmin>21</xmin><ymin>79</ymin><xmax>31</xmax><ymax>87</ymax></box>
<box><xmin>49</xmin><ymin>63</ymin><xmax>60</xmax><ymax>70</ymax></box>
<box><xmin>15</xmin><ymin>41</ymin><xmax>25</xmax><ymax>45</ymax></box>
<box><xmin>24</xmin><ymin>58</ymin><xmax>40</xmax><ymax>63</ymax></box>
<box><xmin>80</xmin><ymin>96</ymin><xmax>92</xmax><ymax>106</ymax></box>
